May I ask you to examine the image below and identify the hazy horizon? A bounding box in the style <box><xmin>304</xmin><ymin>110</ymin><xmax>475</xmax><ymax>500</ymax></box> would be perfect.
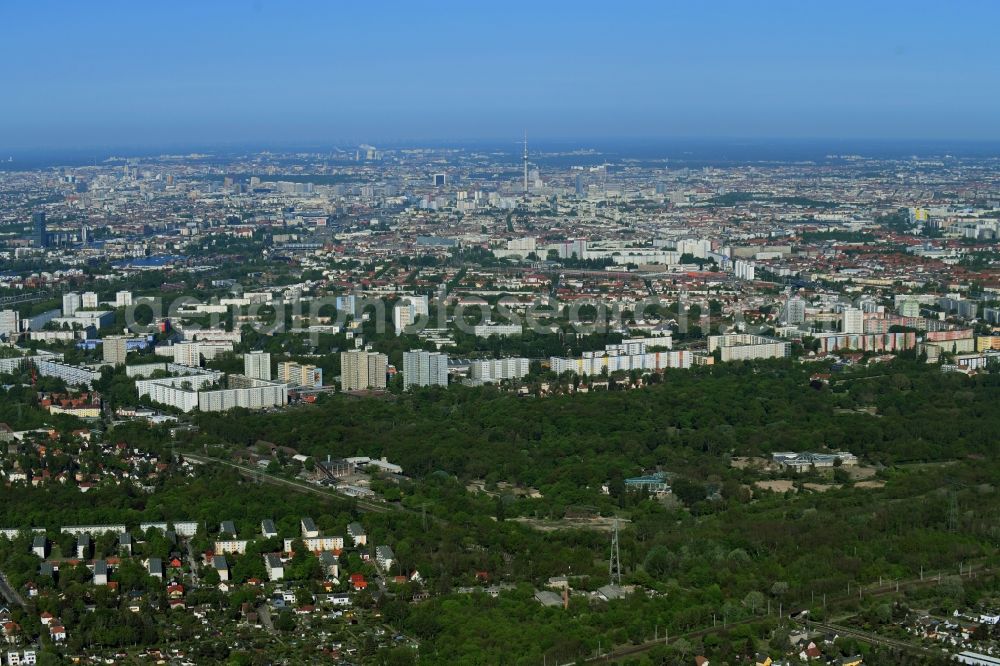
<box><xmin>3</xmin><ymin>0</ymin><xmax>1000</xmax><ymax>150</ymax></box>
<box><xmin>7</xmin><ymin>136</ymin><xmax>1000</xmax><ymax>172</ymax></box>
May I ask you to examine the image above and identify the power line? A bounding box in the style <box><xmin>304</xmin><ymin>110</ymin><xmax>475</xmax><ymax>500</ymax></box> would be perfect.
<box><xmin>609</xmin><ymin>519</ymin><xmax>621</xmax><ymax>586</ymax></box>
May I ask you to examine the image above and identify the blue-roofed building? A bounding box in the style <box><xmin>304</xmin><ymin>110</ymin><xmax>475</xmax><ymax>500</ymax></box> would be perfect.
<box><xmin>624</xmin><ymin>472</ymin><xmax>671</xmax><ymax>495</ymax></box>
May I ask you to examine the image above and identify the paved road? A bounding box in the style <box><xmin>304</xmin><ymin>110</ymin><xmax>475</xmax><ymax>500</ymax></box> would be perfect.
<box><xmin>185</xmin><ymin>539</ymin><xmax>200</xmax><ymax>586</ymax></box>
<box><xmin>257</xmin><ymin>604</ymin><xmax>275</xmax><ymax>633</ymax></box>
<box><xmin>0</xmin><ymin>571</ymin><xmax>26</xmax><ymax>608</ymax></box>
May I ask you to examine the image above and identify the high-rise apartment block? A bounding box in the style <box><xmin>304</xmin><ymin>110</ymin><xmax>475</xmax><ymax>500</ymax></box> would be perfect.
<box><xmin>31</xmin><ymin>211</ymin><xmax>47</xmax><ymax>248</ymax></box>
<box><xmin>785</xmin><ymin>297</ymin><xmax>806</xmax><ymax>325</ymax></box>
<box><xmin>277</xmin><ymin>361</ymin><xmax>324</xmax><ymax>388</ymax></box>
<box><xmin>842</xmin><ymin>307</ymin><xmax>864</xmax><ymax>335</ymax></box>
<box><xmin>62</xmin><ymin>292</ymin><xmax>82</xmax><ymax>317</ymax></box>
<box><xmin>403</xmin><ymin>350</ymin><xmax>448</xmax><ymax>389</ymax></box>
<box><xmin>469</xmin><ymin>357</ymin><xmax>530</xmax><ymax>382</ymax></box>
<box><xmin>102</xmin><ymin>335</ymin><xmax>130</xmax><ymax>366</ymax></box>
<box><xmin>899</xmin><ymin>300</ymin><xmax>920</xmax><ymax>318</ymax></box>
<box><xmin>243</xmin><ymin>351</ymin><xmax>272</xmax><ymax>381</ymax></box>
<box><xmin>393</xmin><ymin>295</ymin><xmax>429</xmax><ymax>335</ymax></box>
<box><xmin>0</xmin><ymin>310</ymin><xmax>20</xmax><ymax>338</ymax></box>
<box><xmin>339</xmin><ymin>351</ymin><xmax>387</xmax><ymax>391</ymax></box>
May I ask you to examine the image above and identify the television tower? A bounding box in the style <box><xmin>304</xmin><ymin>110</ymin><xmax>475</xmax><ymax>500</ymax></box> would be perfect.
<box><xmin>522</xmin><ymin>130</ymin><xmax>529</xmax><ymax>198</ymax></box>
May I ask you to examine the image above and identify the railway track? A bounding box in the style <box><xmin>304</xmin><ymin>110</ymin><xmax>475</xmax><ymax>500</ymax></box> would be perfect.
<box><xmin>182</xmin><ymin>453</ymin><xmax>395</xmax><ymax>514</ymax></box>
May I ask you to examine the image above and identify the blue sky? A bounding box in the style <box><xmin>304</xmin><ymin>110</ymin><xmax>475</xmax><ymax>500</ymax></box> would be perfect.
<box><xmin>2</xmin><ymin>0</ymin><xmax>998</xmax><ymax>149</ymax></box>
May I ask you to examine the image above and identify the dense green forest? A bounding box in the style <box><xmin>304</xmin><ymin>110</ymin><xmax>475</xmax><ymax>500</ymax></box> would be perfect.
<box><xmin>190</xmin><ymin>359</ymin><xmax>1000</xmax><ymax>507</ymax></box>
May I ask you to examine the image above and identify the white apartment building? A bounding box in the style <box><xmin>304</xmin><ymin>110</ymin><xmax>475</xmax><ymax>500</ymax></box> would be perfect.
<box><xmin>214</xmin><ymin>540</ymin><xmax>249</xmax><ymax>555</ymax></box>
<box><xmin>550</xmin><ymin>349</ymin><xmax>693</xmax><ymax>376</ymax></box>
<box><xmin>172</xmin><ymin>342</ymin><xmax>203</xmax><ymax>367</ymax></box>
<box><xmin>550</xmin><ymin>339</ymin><xmax>691</xmax><ymax>376</ymax></box>
<box><xmin>140</xmin><ymin>373</ymin><xmax>288</xmax><ymax>413</ymax></box>
<box><xmin>842</xmin><ymin>307</ymin><xmax>864</xmax><ymax>335</ymax></box>
<box><xmin>135</xmin><ymin>369</ymin><xmax>222</xmax><ymax>412</ymax></box>
<box><xmin>707</xmin><ymin>334</ymin><xmax>791</xmax><ymax>362</ymax></box>
<box><xmin>473</xmin><ymin>323</ymin><xmax>523</xmax><ymax>337</ymax></box>
<box><xmin>339</xmin><ymin>351</ymin><xmax>386</xmax><ymax>391</ymax></box>
<box><xmin>0</xmin><ymin>351</ymin><xmax>58</xmax><ymax>376</ymax></box>
<box><xmin>283</xmin><ymin>536</ymin><xmax>344</xmax><ymax>553</ymax></box>
<box><xmin>403</xmin><ymin>350</ymin><xmax>448</xmax><ymax>388</ymax></box>
<box><xmin>180</xmin><ymin>327</ymin><xmax>242</xmax><ymax>344</ymax></box>
<box><xmin>265</xmin><ymin>554</ymin><xmax>284</xmax><ymax>581</ymax></box>
<box><xmin>899</xmin><ymin>300</ymin><xmax>921</xmax><ymax>318</ymax></box>
<box><xmin>733</xmin><ymin>259</ymin><xmax>756</xmax><ymax>281</ymax></box>
<box><xmin>102</xmin><ymin>335</ymin><xmax>130</xmax><ymax>366</ymax></box>
<box><xmin>277</xmin><ymin>361</ymin><xmax>324</xmax><ymax>388</ymax></box>
<box><xmin>197</xmin><ymin>376</ymin><xmax>288</xmax><ymax>412</ymax></box>
<box><xmin>33</xmin><ymin>359</ymin><xmax>103</xmax><ymax>389</ymax></box>
<box><xmin>0</xmin><ymin>310</ymin><xmax>20</xmax><ymax>337</ymax></box>
<box><xmin>375</xmin><ymin>545</ymin><xmax>396</xmax><ymax>571</ymax></box>
<box><xmin>785</xmin><ymin>296</ymin><xmax>807</xmax><ymax>325</ymax></box>
<box><xmin>29</xmin><ymin>330</ymin><xmax>83</xmax><ymax>343</ymax></box>
<box><xmin>243</xmin><ymin>351</ymin><xmax>272</xmax><ymax>381</ymax></box>
<box><xmin>393</xmin><ymin>295</ymin><xmax>430</xmax><ymax>335</ymax></box>
<box><xmin>62</xmin><ymin>292</ymin><xmax>82</xmax><ymax>316</ymax></box>
<box><xmin>469</xmin><ymin>357</ymin><xmax>531</xmax><ymax>382</ymax></box>
<box><xmin>172</xmin><ymin>341</ymin><xmax>233</xmax><ymax>367</ymax></box>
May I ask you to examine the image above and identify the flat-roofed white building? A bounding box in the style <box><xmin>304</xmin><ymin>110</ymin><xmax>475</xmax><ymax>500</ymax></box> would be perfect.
<box><xmin>60</xmin><ymin>524</ymin><xmax>126</xmax><ymax>536</ymax></box>
<box><xmin>473</xmin><ymin>323</ymin><xmax>522</xmax><ymax>338</ymax></box>
<box><xmin>136</xmin><ymin>369</ymin><xmax>286</xmax><ymax>413</ymax></box>
<box><xmin>214</xmin><ymin>540</ymin><xmax>249</xmax><ymax>555</ymax></box>
<box><xmin>284</xmin><ymin>536</ymin><xmax>344</xmax><ymax>553</ymax></box>
<box><xmin>403</xmin><ymin>350</ymin><xmax>448</xmax><ymax>388</ymax></box>
<box><xmin>469</xmin><ymin>357</ymin><xmax>531</xmax><ymax>382</ymax></box>
<box><xmin>243</xmin><ymin>351</ymin><xmax>272</xmax><ymax>381</ymax></box>
<box><xmin>707</xmin><ymin>334</ymin><xmax>791</xmax><ymax>362</ymax></box>
<box><xmin>33</xmin><ymin>359</ymin><xmax>102</xmax><ymax>389</ymax></box>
